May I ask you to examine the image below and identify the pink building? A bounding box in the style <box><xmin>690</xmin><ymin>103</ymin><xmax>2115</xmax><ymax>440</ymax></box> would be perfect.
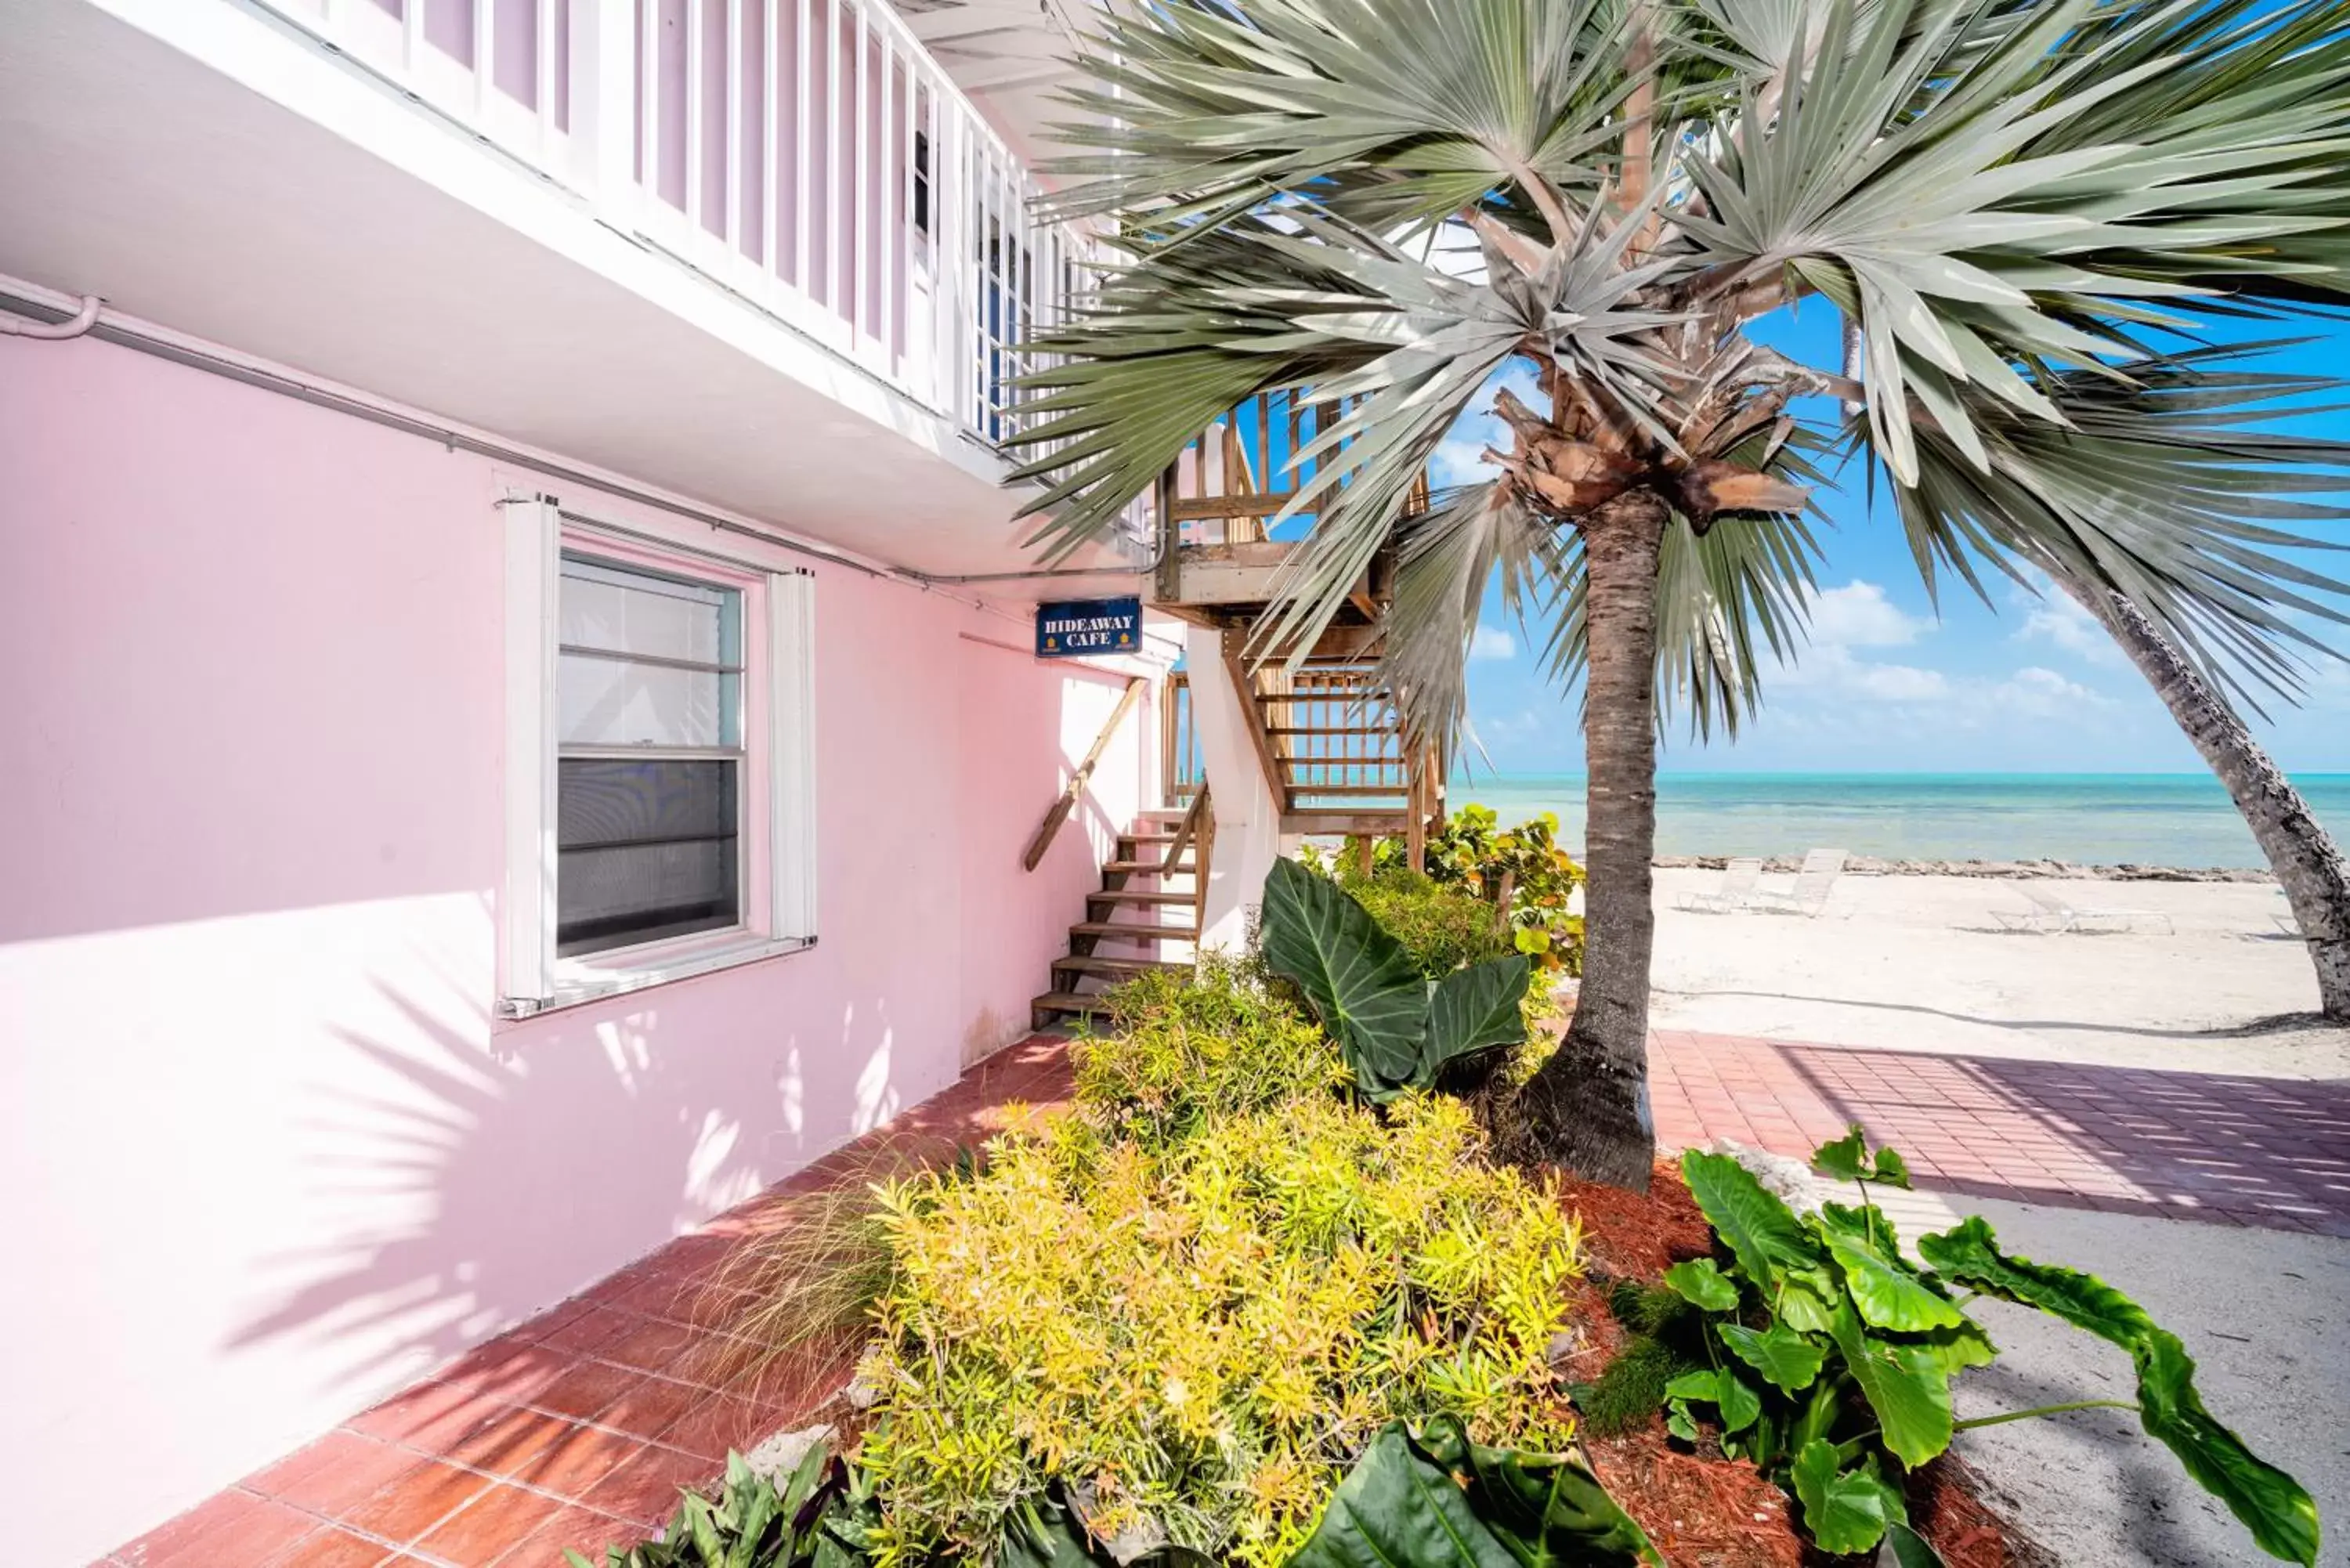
<box><xmin>0</xmin><ymin>2</ymin><xmax>1176</xmax><ymax>1559</ymax></box>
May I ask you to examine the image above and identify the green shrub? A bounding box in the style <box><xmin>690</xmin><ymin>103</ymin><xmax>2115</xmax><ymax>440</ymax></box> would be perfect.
<box><xmin>1258</xmin><ymin>860</ymin><xmax>1531</xmax><ymax>1104</ymax></box>
<box><xmin>1661</xmin><ymin>1129</ymin><xmax>2320</xmax><ymax>1565</ymax></box>
<box><xmin>564</xmin><ymin>1447</ymin><xmax>858</xmax><ymax>1568</ymax></box>
<box><xmin>1071</xmin><ymin>956</ymin><xmax>1347</xmax><ymax>1142</ymax></box>
<box><xmin>1347</xmin><ymin>870</ymin><xmax>1514</xmax><ymax>978</ymax></box>
<box><xmin>1315</xmin><ymin>807</ymin><xmax>1589</xmax><ymax>977</ymax></box>
<box><xmin>853</xmin><ymin>1093</ymin><xmax>1585</xmax><ymax>1568</ymax></box>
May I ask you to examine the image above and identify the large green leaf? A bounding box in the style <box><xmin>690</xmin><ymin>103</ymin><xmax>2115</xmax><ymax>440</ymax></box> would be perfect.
<box><xmin>1424</xmin><ymin>955</ymin><xmax>1534</xmax><ymax>1076</ymax></box>
<box><xmin>1885</xmin><ymin>1520</ymin><xmax>1950</xmax><ymax>1568</ymax></box>
<box><xmin>1919</xmin><ymin>1216</ymin><xmax>2320</xmax><ymax>1566</ymax></box>
<box><xmin>1661</xmin><ymin>1257</ymin><xmax>1740</xmax><ymax>1312</ymax></box>
<box><xmin>1790</xmin><ymin>1440</ymin><xmax>1902</xmax><ymax>1555</ymax></box>
<box><xmin>1662</xmin><ymin>1367</ymin><xmax>1759</xmax><ymax>1434</ymax></box>
<box><xmin>1824</xmin><ymin>1299</ymin><xmax>1954</xmax><ymax>1469</ymax></box>
<box><xmin>1678</xmin><ymin>1150</ymin><xmax>1828</xmax><ymax>1295</ymax></box>
<box><xmin>1286</xmin><ymin>1418</ymin><xmax>1660</xmax><ymax>1568</ymax></box>
<box><xmin>1812</xmin><ymin>1203</ymin><xmax>1965</xmax><ymax>1333</ymax></box>
<box><xmin>1717</xmin><ymin>1321</ymin><xmax>1827</xmax><ymax>1395</ymax></box>
<box><xmin>1258</xmin><ymin>857</ymin><xmax>1430</xmax><ymax>1093</ymax></box>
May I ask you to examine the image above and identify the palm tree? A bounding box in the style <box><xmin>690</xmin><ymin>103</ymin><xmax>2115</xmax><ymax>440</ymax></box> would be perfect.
<box><xmin>2055</xmin><ymin>568</ymin><xmax>2350</xmax><ymax>1021</ymax></box>
<box><xmin>1012</xmin><ymin>0</ymin><xmax>2350</xmax><ymax>1188</ymax></box>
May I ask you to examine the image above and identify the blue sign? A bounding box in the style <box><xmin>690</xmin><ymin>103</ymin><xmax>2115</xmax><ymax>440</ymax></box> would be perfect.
<box><xmin>1036</xmin><ymin>596</ymin><xmax>1142</xmax><ymax>659</ymax></box>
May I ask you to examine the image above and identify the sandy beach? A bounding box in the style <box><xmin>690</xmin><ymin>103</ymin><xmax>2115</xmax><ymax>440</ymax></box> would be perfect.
<box><xmin>1648</xmin><ymin>867</ymin><xmax>2348</xmax><ymax>1080</ymax></box>
<box><xmin>1644</xmin><ymin>865</ymin><xmax>2348</xmax><ymax>1566</ymax></box>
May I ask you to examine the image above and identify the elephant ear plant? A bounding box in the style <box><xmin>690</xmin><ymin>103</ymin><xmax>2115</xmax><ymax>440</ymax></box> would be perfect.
<box><xmin>1259</xmin><ymin>857</ymin><xmax>1531</xmax><ymax>1101</ymax></box>
<box><xmin>1651</xmin><ymin>1131</ymin><xmax>2319</xmax><ymax>1564</ymax></box>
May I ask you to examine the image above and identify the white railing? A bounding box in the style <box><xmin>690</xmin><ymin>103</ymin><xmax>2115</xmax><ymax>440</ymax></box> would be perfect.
<box><xmin>254</xmin><ymin>0</ymin><xmax>1084</xmax><ymax>448</ymax></box>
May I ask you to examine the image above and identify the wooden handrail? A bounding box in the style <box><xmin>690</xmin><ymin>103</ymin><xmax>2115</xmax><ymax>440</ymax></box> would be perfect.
<box><xmin>1023</xmin><ymin>676</ymin><xmax>1147</xmax><ymax>873</ymax></box>
<box><xmin>1161</xmin><ymin>785</ymin><xmax>1209</xmax><ymax>876</ymax></box>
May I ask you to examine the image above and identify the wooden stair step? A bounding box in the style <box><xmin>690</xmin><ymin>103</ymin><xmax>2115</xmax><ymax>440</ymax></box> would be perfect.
<box><xmin>1052</xmin><ymin>955</ymin><xmax>1191</xmax><ymax>978</ymax></box>
<box><xmin>1286</xmin><ymin>785</ymin><xmax>1411</xmax><ymax>797</ymax></box>
<box><xmin>1069</xmin><ymin>921</ymin><xmax>1200</xmax><ymax>942</ymax></box>
<box><xmin>1285</xmin><ymin>811</ymin><xmax>1409</xmax><ymax>834</ymax></box>
<box><xmin>1032</xmin><ymin>990</ymin><xmax>1112</xmax><ymax>1022</ymax></box>
<box><xmin>1102</xmin><ymin>857</ymin><xmax>1196</xmax><ymax>874</ymax></box>
<box><xmin>1088</xmin><ymin>888</ymin><xmax>1198</xmax><ymax>906</ymax></box>
<box><xmin>1134</xmin><ymin>807</ymin><xmax>1191</xmax><ymax>823</ymax></box>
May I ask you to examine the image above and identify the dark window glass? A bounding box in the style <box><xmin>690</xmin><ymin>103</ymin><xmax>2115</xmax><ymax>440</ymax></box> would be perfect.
<box><xmin>556</xmin><ymin>760</ymin><xmax>739</xmax><ymax>956</ymax></box>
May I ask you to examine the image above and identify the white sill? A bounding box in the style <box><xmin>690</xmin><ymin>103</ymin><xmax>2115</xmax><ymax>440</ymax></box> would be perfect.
<box><xmin>499</xmin><ymin>930</ymin><xmax>815</xmax><ymax>1019</ymax></box>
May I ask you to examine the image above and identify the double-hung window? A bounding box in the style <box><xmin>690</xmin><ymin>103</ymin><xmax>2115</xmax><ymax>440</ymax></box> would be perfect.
<box><xmin>501</xmin><ymin>497</ymin><xmax>815</xmax><ymax>1016</ymax></box>
<box><xmin>557</xmin><ymin>555</ymin><xmax>744</xmax><ymax>956</ymax></box>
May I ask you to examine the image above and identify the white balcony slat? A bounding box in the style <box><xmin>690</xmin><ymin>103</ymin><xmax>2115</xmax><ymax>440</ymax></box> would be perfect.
<box><xmin>244</xmin><ymin>0</ymin><xmax>1092</xmax><ymax>447</ymax></box>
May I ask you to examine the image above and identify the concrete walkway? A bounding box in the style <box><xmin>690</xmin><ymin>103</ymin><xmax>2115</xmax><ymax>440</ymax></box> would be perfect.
<box><xmin>1652</xmin><ymin>1029</ymin><xmax>2350</xmax><ymax>1237</ymax></box>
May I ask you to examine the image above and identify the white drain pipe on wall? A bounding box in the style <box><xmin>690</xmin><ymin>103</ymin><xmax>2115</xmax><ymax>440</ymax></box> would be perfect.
<box><xmin>0</xmin><ymin>293</ymin><xmax>102</xmax><ymax>339</ymax></box>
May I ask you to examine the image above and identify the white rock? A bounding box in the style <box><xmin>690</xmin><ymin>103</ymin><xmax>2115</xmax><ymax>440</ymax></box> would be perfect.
<box><xmin>1706</xmin><ymin>1139</ymin><xmax>1830</xmax><ymax>1215</ymax></box>
<box><xmin>739</xmin><ymin>1422</ymin><xmax>835</xmax><ymax>1484</ymax></box>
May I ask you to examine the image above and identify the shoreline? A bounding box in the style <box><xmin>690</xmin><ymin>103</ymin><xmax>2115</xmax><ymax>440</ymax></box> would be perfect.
<box><xmin>1652</xmin><ymin>854</ymin><xmax>2276</xmax><ymax>883</ymax></box>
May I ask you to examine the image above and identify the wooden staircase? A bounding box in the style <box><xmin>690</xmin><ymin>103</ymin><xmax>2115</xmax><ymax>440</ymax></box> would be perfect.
<box><xmin>1148</xmin><ymin>388</ymin><xmax>1447</xmax><ymax>862</ymax></box>
<box><xmin>1030</xmin><ymin>804</ymin><xmax>1206</xmax><ymax>1030</ymax></box>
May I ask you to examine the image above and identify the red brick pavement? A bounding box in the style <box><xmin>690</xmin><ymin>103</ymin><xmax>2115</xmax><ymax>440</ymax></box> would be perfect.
<box><xmin>99</xmin><ymin>1024</ymin><xmax>2350</xmax><ymax>1566</ymax></box>
<box><xmin>1652</xmin><ymin>1030</ymin><xmax>2350</xmax><ymax>1237</ymax></box>
<box><xmin>101</xmin><ymin>1038</ymin><xmax>1075</xmax><ymax>1568</ymax></box>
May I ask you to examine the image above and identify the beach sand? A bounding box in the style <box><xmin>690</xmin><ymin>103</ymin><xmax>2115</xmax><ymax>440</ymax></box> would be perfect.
<box><xmin>1648</xmin><ymin>867</ymin><xmax>2348</xmax><ymax>1080</ymax></box>
<box><xmin>1646</xmin><ymin>866</ymin><xmax>2348</xmax><ymax>1565</ymax></box>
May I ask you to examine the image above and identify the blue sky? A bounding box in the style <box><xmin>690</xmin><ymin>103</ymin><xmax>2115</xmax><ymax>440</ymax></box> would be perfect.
<box><xmin>1438</xmin><ymin>307</ymin><xmax>2350</xmax><ymax>777</ymax></box>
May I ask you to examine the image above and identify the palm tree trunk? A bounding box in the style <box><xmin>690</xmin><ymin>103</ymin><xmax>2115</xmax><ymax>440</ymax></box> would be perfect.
<box><xmin>1515</xmin><ymin>490</ymin><xmax>1668</xmax><ymax>1189</ymax></box>
<box><xmin>2059</xmin><ymin>573</ymin><xmax>2350</xmax><ymax>1021</ymax></box>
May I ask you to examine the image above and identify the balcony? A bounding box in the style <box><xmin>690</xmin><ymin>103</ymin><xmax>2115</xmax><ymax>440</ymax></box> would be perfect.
<box><xmin>0</xmin><ymin>0</ymin><xmax>1111</xmax><ymax>574</ymax></box>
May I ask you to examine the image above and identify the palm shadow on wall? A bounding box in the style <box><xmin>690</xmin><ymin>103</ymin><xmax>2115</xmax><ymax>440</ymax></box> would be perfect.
<box><xmin>225</xmin><ymin>961</ymin><xmax>898</xmax><ymax>1396</ymax></box>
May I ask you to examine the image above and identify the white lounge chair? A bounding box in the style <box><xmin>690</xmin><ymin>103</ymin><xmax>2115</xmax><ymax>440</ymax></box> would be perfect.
<box><xmin>1991</xmin><ymin>883</ymin><xmax>2175</xmax><ymax>935</ymax></box>
<box><xmin>1679</xmin><ymin>856</ymin><xmax>1764</xmax><ymax>912</ymax></box>
<box><xmin>1746</xmin><ymin>847</ymin><xmax>1847</xmax><ymax>917</ymax></box>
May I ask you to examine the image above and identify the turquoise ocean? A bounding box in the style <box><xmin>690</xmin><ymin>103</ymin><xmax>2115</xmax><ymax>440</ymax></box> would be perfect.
<box><xmin>1447</xmin><ymin>773</ymin><xmax>2350</xmax><ymax>869</ymax></box>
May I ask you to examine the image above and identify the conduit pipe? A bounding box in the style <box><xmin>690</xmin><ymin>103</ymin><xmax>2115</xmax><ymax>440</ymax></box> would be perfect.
<box><xmin>0</xmin><ymin>293</ymin><xmax>102</xmax><ymax>339</ymax></box>
<box><xmin>0</xmin><ymin>276</ymin><xmax>1149</xmax><ymax>609</ymax></box>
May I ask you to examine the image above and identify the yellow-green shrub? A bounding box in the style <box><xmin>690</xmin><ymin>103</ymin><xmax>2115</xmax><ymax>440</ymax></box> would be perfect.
<box><xmin>1070</xmin><ymin>957</ymin><xmax>1347</xmax><ymax>1143</ymax></box>
<box><xmin>1343</xmin><ymin>869</ymin><xmax>1513</xmax><ymax>979</ymax></box>
<box><xmin>854</xmin><ymin>1094</ymin><xmax>1582</xmax><ymax>1568</ymax></box>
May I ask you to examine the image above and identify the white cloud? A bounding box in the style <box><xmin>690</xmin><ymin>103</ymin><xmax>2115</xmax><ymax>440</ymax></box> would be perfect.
<box><xmin>1431</xmin><ymin>439</ymin><xmax>1493</xmax><ymax>490</ymax></box>
<box><xmin>1470</xmin><ymin>625</ymin><xmax>1516</xmax><ymax>661</ymax></box>
<box><xmin>1852</xmin><ymin>663</ymin><xmax>1949</xmax><ymax>702</ymax></box>
<box><xmin>2013</xmin><ymin>580</ymin><xmax>2127</xmax><ymax>668</ymax></box>
<box><xmin>1806</xmin><ymin>580</ymin><xmax>1931</xmax><ymax>649</ymax></box>
<box><xmin>1997</xmin><ymin>665</ymin><xmax>2107</xmax><ymax>717</ymax></box>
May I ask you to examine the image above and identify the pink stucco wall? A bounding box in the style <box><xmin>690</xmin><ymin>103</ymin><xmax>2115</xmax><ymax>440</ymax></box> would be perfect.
<box><xmin>0</xmin><ymin>333</ymin><xmax>1155</xmax><ymax>1565</ymax></box>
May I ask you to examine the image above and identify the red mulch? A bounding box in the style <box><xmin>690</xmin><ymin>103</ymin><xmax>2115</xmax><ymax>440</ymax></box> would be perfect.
<box><xmin>1586</xmin><ymin>1420</ymin><xmax>1803</xmax><ymax>1568</ymax></box>
<box><xmin>1555</xmin><ymin>1158</ymin><xmax>1716</xmax><ymax>1279</ymax></box>
<box><xmin>1553</xmin><ymin>1160</ymin><xmax>2044</xmax><ymax>1568</ymax></box>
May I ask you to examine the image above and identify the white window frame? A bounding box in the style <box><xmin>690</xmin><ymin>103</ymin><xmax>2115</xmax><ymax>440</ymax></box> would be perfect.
<box><xmin>499</xmin><ymin>496</ymin><xmax>817</xmax><ymax>1018</ymax></box>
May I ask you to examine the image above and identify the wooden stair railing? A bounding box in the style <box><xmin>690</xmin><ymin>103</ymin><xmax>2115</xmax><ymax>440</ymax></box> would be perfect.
<box><xmin>1214</xmin><ymin>628</ymin><xmax>1434</xmax><ymax>851</ymax></box>
<box><xmin>1022</xmin><ymin>675</ymin><xmax>1147</xmax><ymax>873</ymax></box>
<box><xmin>1032</xmin><ymin>786</ymin><xmax>1209</xmax><ymax>1031</ymax></box>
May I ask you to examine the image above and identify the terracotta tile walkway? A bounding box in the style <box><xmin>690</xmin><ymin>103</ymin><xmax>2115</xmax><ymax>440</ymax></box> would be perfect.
<box><xmin>1652</xmin><ymin>1030</ymin><xmax>2350</xmax><ymax>1237</ymax></box>
<box><xmin>103</xmin><ymin>1038</ymin><xmax>1075</xmax><ymax>1568</ymax></box>
<box><xmin>102</xmin><ymin>1023</ymin><xmax>2348</xmax><ymax>1566</ymax></box>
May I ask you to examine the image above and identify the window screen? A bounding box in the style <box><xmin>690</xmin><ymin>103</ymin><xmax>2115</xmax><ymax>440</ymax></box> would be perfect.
<box><xmin>556</xmin><ymin>554</ymin><xmax>743</xmax><ymax>956</ymax></box>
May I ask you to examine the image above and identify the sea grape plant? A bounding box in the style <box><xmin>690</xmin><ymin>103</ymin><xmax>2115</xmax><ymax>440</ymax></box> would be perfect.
<box><xmin>1658</xmin><ymin>1130</ymin><xmax>2319</xmax><ymax>1564</ymax></box>
<box><xmin>1259</xmin><ymin>855</ymin><xmax>1531</xmax><ymax>1101</ymax></box>
<box><xmin>1419</xmin><ymin>805</ymin><xmax>1589</xmax><ymax>977</ymax></box>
